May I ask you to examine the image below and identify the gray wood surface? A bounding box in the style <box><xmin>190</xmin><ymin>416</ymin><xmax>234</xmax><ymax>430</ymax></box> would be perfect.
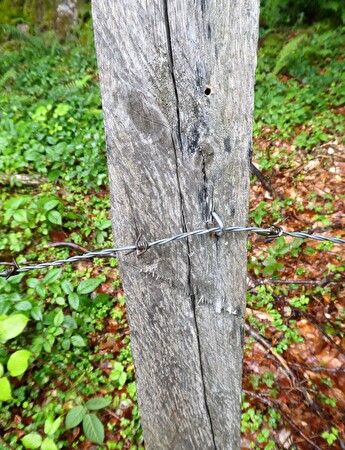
<box><xmin>92</xmin><ymin>1</ymin><xmax>259</xmax><ymax>448</ymax></box>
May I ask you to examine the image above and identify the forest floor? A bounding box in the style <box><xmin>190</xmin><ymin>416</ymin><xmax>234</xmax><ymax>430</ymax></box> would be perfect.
<box><xmin>0</xmin><ymin>20</ymin><xmax>344</xmax><ymax>450</ymax></box>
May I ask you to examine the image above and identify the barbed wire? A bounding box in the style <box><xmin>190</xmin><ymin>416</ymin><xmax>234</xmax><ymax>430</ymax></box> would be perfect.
<box><xmin>0</xmin><ymin>224</ymin><xmax>344</xmax><ymax>279</ymax></box>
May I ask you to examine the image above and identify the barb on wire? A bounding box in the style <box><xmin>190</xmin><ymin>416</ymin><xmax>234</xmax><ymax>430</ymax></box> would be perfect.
<box><xmin>0</xmin><ymin>224</ymin><xmax>344</xmax><ymax>279</ymax></box>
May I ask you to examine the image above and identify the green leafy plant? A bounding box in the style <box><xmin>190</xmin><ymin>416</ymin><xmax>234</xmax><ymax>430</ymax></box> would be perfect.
<box><xmin>322</xmin><ymin>427</ymin><xmax>339</xmax><ymax>446</ymax></box>
<box><xmin>21</xmin><ymin>415</ymin><xmax>62</xmax><ymax>449</ymax></box>
<box><xmin>260</xmin><ymin>0</ymin><xmax>345</xmax><ymax>27</ymax></box>
<box><xmin>273</xmin><ymin>33</ymin><xmax>308</xmax><ymax>74</ymax></box>
<box><xmin>65</xmin><ymin>397</ymin><xmax>111</xmax><ymax>445</ymax></box>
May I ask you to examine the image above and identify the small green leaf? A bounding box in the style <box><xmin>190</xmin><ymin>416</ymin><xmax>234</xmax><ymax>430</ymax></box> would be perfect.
<box><xmin>77</xmin><ymin>278</ymin><xmax>102</xmax><ymax>295</ymax></box>
<box><xmin>31</xmin><ymin>306</ymin><xmax>43</xmax><ymax>321</ymax></box>
<box><xmin>41</xmin><ymin>437</ymin><xmax>58</xmax><ymax>450</ymax></box>
<box><xmin>47</xmin><ymin>210</ymin><xmax>62</xmax><ymax>225</ymax></box>
<box><xmin>26</xmin><ymin>278</ymin><xmax>40</xmax><ymax>288</ymax></box>
<box><xmin>43</xmin><ymin>269</ymin><xmax>62</xmax><ymax>285</ymax></box>
<box><xmin>13</xmin><ymin>210</ymin><xmax>28</xmax><ymax>222</ymax></box>
<box><xmin>44</xmin><ymin>415</ymin><xmax>62</xmax><ymax>436</ymax></box>
<box><xmin>61</xmin><ymin>280</ymin><xmax>74</xmax><ymax>295</ymax></box>
<box><xmin>65</xmin><ymin>405</ymin><xmax>87</xmax><ymax>429</ymax></box>
<box><xmin>54</xmin><ymin>103</ymin><xmax>71</xmax><ymax>117</ymax></box>
<box><xmin>85</xmin><ymin>397</ymin><xmax>111</xmax><ymax>410</ymax></box>
<box><xmin>0</xmin><ymin>363</ymin><xmax>4</xmax><ymax>377</ymax></box>
<box><xmin>71</xmin><ymin>335</ymin><xmax>86</xmax><ymax>347</ymax></box>
<box><xmin>15</xmin><ymin>301</ymin><xmax>32</xmax><ymax>311</ymax></box>
<box><xmin>97</xmin><ymin>219</ymin><xmax>112</xmax><ymax>230</ymax></box>
<box><xmin>63</xmin><ymin>315</ymin><xmax>77</xmax><ymax>329</ymax></box>
<box><xmin>61</xmin><ymin>338</ymin><xmax>71</xmax><ymax>350</ymax></box>
<box><xmin>82</xmin><ymin>412</ymin><xmax>105</xmax><ymax>445</ymax></box>
<box><xmin>36</xmin><ymin>283</ymin><xmax>46</xmax><ymax>298</ymax></box>
<box><xmin>0</xmin><ymin>377</ymin><xmax>12</xmax><ymax>401</ymax></box>
<box><xmin>53</xmin><ymin>309</ymin><xmax>64</xmax><ymax>327</ymax></box>
<box><xmin>68</xmin><ymin>293</ymin><xmax>79</xmax><ymax>310</ymax></box>
<box><xmin>127</xmin><ymin>381</ymin><xmax>136</xmax><ymax>399</ymax></box>
<box><xmin>7</xmin><ymin>349</ymin><xmax>32</xmax><ymax>377</ymax></box>
<box><xmin>0</xmin><ymin>314</ymin><xmax>29</xmax><ymax>342</ymax></box>
<box><xmin>21</xmin><ymin>432</ymin><xmax>42</xmax><ymax>449</ymax></box>
<box><xmin>42</xmin><ymin>199</ymin><xmax>60</xmax><ymax>212</ymax></box>
<box><xmin>118</xmin><ymin>372</ymin><xmax>127</xmax><ymax>389</ymax></box>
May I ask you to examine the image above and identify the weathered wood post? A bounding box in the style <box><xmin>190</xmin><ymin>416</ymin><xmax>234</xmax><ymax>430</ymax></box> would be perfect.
<box><xmin>92</xmin><ymin>1</ymin><xmax>259</xmax><ymax>448</ymax></box>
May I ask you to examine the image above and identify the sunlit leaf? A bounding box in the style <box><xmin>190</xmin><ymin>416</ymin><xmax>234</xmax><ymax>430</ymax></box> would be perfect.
<box><xmin>21</xmin><ymin>433</ymin><xmax>42</xmax><ymax>449</ymax></box>
<box><xmin>0</xmin><ymin>314</ymin><xmax>29</xmax><ymax>342</ymax></box>
<box><xmin>0</xmin><ymin>377</ymin><xmax>12</xmax><ymax>401</ymax></box>
<box><xmin>41</xmin><ymin>437</ymin><xmax>58</xmax><ymax>450</ymax></box>
<box><xmin>44</xmin><ymin>415</ymin><xmax>62</xmax><ymax>436</ymax></box>
<box><xmin>13</xmin><ymin>210</ymin><xmax>28</xmax><ymax>222</ymax></box>
<box><xmin>7</xmin><ymin>349</ymin><xmax>32</xmax><ymax>377</ymax></box>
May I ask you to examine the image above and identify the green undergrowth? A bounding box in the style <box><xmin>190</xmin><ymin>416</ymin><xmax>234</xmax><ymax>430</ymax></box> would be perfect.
<box><xmin>0</xmin><ymin>21</ymin><xmax>142</xmax><ymax>450</ymax></box>
<box><xmin>0</xmin><ymin>15</ymin><xmax>344</xmax><ymax>450</ymax></box>
<box><xmin>0</xmin><ymin>23</ymin><xmax>107</xmax><ymax>188</ymax></box>
<box><xmin>254</xmin><ymin>24</ymin><xmax>345</xmax><ymax>171</ymax></box>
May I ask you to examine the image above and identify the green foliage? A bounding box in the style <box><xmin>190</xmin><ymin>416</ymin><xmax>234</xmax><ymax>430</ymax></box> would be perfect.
<box><xmin>7</xmin><ymin>349</ymin><xmax>32</xmax><ymax>377</ymax></box>
<box><xmin>260</xmin><ymin>0</ymin><xmax>345</xmax><ymax>28</ymax></box>
<box><xmin>255</xmin><ymin>26</ymin><xmax>345</xmax><ymax>155</ymax></box>
<box><xmin>0</xmin><ymin>0</ymin><xmax>68</xmax><ymax>31</ymax></box>
<box><xmin>322</xmin><ymin>427</ymin><xmax>339</xmax><ymax>446</ymax></box>
<box><xmin>20</xmin><ymin>415</ymin><xmax>62</xmax><ymax>449</ymax></box>
<box><xmin>22</xmin><ymin>432</ymin><xmax>42</xmax><ymax>449</ymax></box>
<box><xmin>65</xmin><ymin>397</ymin><xmax>111</xmax><ymax>445</ymax></box>
<box><xmin>273</xmin><ymin>33</ymin><xmax>308</xmax><ymax>74</ymax></box>
<box><xmin>247</xmin><ymin>285</ymin><xmax>305</xmax><ymax>354</ymax></box>
<box><xmin>0</xmin><ymin>15</ymin><xmax>142</xmax><ymax>447</ymax></box>
<box><xmin>0</xmin><ymin>24</ymin><xmax>107</xmax><ymax>189</ymax></box>
<box><xmin>0</xmin><ymin>376</ymin><xmax>12</xmax><ymax>401</ymax></box>
<box><xmin>1</xmin><ymin>4</ymin><xmax>342</xmax><ymax>449</ymax></box>
<box><xmin>248</xmin><ymin>236</ymin><xmax>304</xmax><ymax>278</ymax></box>
<box><xmin>241</xmin><ymin>398</ymin><xmax>282</xmax><ymax>448</ymax></box>
<box><xmin>0</xmin><ymin>313</ymin><xmax>29</xmax><ymax>341</ymax></box>
<box><xmin>0</xmin><ymin>194</ymin><xmax>64</xmax><ymax>252</ymax></box>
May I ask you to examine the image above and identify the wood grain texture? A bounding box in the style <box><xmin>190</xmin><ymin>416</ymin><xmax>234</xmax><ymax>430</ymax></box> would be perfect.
<box><xmin>92</xmin><ymin>1</ymin><xmax>259</xmax><ymax>448</ymax></box>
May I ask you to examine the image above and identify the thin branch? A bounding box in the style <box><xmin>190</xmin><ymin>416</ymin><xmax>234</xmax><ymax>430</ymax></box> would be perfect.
<box><xmin>45</xmin><ymin>242</ymin><xmax>90</xmax><ymax>254</ymax></box>
<box><xmin>290</xmin><ymin>362</ymin><xmax>345</xmax><ymax>373</ymax></box>
<box><xmin>296</xmin><ymin>308</ymin><xmax>345</xmax><ymax>360</ymax></box>
<box><xmin>104</xmin><ymin>408</ymin><xmax>121</xmax><ymax>420</ymax></box>
<box><xmin>245</xmin><ymin>323</ymin><xmax>296</xmax><ymax>385</ymax></box>
<box><xmin>0</xmin><ymin>173</ymin><xmax>48</xmax><ymax>186</ymax></box>
<box><xmin>245</xmin><ymin>323</ymin><xmax>316</xmax><ymax>408</ymax></box>
<box><xmin>248</xmin><ymin>275</ymin><xmax>344</xmax><ymax>289</ymax></box>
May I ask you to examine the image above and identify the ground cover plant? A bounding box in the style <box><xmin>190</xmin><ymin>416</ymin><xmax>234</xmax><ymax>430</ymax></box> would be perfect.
<box><xmin>0</xmin><ymin>12</ymin><xmax>344</xmax><ymax>450</ymax></box>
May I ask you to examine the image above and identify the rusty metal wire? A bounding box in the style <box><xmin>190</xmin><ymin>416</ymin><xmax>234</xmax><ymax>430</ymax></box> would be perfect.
<box><xmin>0</xmin><ymin>224</ymin><xmax>344</xmax><ymax>279</ymax></box>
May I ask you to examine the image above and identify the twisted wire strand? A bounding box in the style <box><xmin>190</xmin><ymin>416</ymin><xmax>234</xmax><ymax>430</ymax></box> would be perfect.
<box><xmin>0</xmin><ymin>225</ymin><xmax>344</xmax><ymax>278</ymax></box>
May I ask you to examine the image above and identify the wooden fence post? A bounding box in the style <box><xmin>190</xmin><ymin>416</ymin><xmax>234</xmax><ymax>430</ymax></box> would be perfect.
<box><xmin>92</xmin><ymin>1</ymin><xmax>259</xmax><ymax>448</ymax></box>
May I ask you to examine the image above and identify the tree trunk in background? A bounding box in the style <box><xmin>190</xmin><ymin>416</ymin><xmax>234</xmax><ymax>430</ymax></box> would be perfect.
<box><xmin>92</xmin><ymin>1</ymin><xmax>259</xmax><ymax>448</ymax></box>
<box><xmin>0</xmin><ymin>0</ymin><xmax>78</xmax><ymax>39</ymax></box>
<box><xmin>56</xmin><ymin>0</ymin><xmax>78</xmax><ymax>40</ymax></box>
